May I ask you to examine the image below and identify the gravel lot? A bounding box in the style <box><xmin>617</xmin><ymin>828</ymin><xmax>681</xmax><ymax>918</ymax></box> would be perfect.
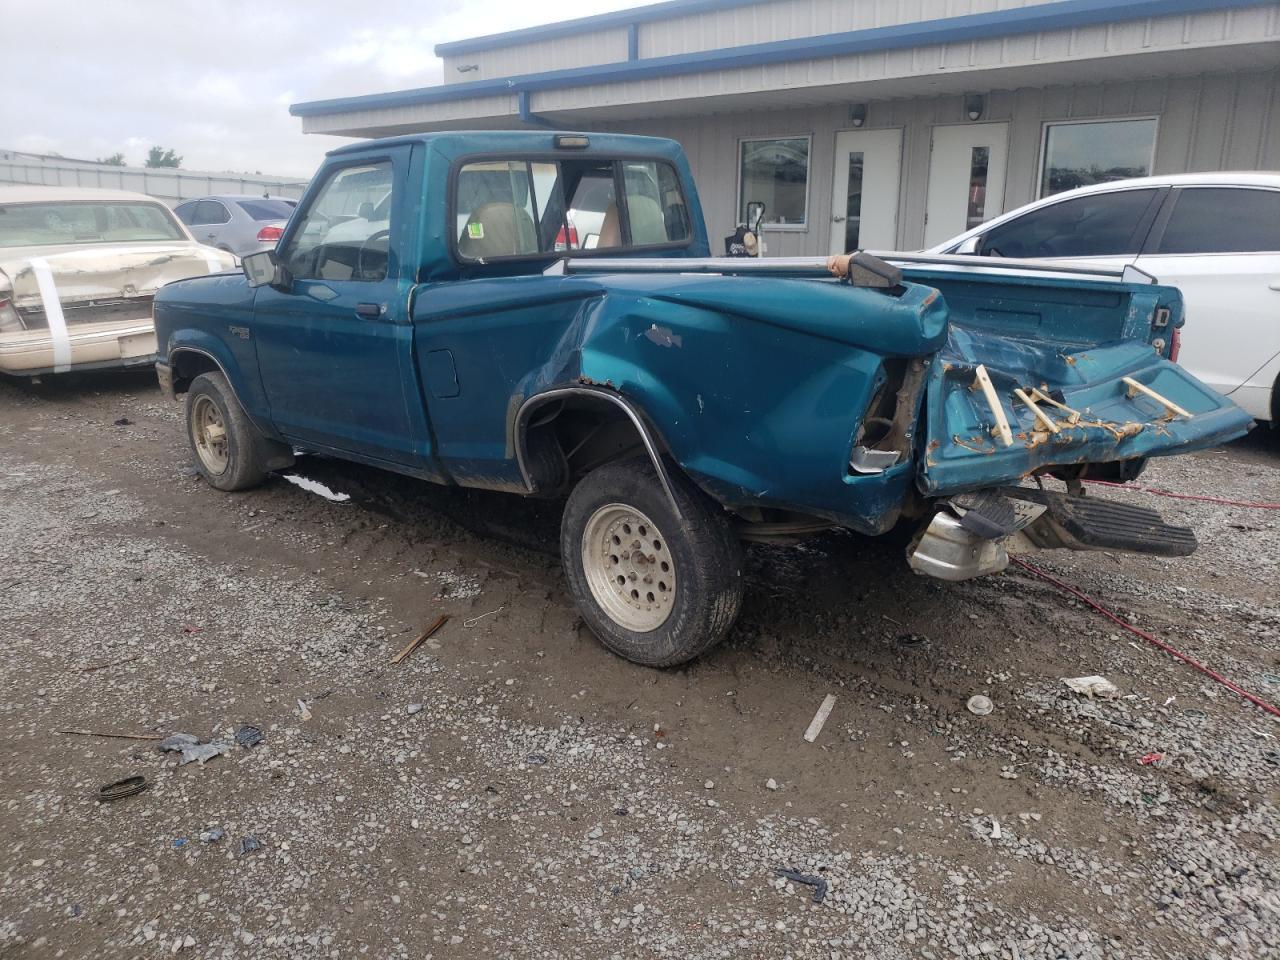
<box><xmin>1</xmin><ymin>370</ymin><xmax>1277</xmax><ymax>959</ymax></box>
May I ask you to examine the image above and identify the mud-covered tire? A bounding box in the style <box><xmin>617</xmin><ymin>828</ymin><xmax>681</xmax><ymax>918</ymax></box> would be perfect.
<box><xmin>184</xmin><ymin>371</ymin><xmax>268</xmax><ymax>492</ymax></box>
<box><xmin>561</xmin><ymin>456</ymin><xmax>744</xmax><ymax>667</ymax></box>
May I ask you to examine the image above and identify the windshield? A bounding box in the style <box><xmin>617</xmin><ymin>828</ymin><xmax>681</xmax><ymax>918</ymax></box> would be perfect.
<box><xmin>235</xmin><ymin>198</ymin><xmax>295</xmax><ymax>221</ymax></box>
<box><xmin>0</xmin><ymin>201</ymin><xmax>186</xmax><ymax>248</ymax></box>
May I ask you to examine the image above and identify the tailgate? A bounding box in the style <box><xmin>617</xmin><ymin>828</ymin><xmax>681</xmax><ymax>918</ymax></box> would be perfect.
<box><xmin>907</xmin><ymin>267</ymin><xmax>1255</xmax><ymax>496</ymax></box>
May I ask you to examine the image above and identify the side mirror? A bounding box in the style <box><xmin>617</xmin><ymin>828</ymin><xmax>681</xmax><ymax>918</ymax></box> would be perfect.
<box><xmin>954</xmin><ymin>234</ymin><xmax>982</xmax><ymax>255</ymax></box>
<box><xmin>242</xmin><ymin>250</ymin><xmax>289</xmax><ymax>290</ymax></box>
<box><xmin>746</xmin><ymin>201</ymin><xmax>766</xmax><ymax>235</ymax></box>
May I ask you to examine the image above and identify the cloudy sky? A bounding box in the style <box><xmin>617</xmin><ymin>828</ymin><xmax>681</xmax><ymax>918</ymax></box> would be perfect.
<box><xmin>3</xmin><ymin>0</ymin><xmax>641</xmax><ymax>178</ymax></box>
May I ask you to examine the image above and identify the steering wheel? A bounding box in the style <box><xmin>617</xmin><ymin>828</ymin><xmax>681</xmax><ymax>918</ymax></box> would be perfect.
<box><xmin>357</xmin><ymin>229</ymin><xmax>391</xmax><ymax>280</ymax></box>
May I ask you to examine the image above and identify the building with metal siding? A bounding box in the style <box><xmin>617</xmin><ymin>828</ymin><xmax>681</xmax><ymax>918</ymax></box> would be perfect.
<box><xmin>292</xmin><ymin>0</ymin><xmax>1280</xmax><ymax>253</ymax></box>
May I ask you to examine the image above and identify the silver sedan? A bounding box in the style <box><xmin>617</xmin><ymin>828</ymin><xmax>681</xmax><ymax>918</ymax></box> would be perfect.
<box><xmin>173</xmin><ymin>194</ymin><xmax>295</xmax><ymax>257</ymax></box>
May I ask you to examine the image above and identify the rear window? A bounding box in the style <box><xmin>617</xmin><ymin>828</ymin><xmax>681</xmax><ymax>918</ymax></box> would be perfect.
<box><xmin>1155</xmin><ymin>187</ymin><xmax>1280</xmax><ymax>254</ymax></box>
<box><xmin>235</xmin><ymin>198</ymin><xmax>296</xmax><ymax>221</ymax></box>
<box><xmin>0</xmin><ymin>201</ymin><xmax>186</xmax><ymax>248</ymax></box>
<box><xmin>454</xmin><ymin>157</ymin><xmax>691</xmax><ymax>261</ymax></box>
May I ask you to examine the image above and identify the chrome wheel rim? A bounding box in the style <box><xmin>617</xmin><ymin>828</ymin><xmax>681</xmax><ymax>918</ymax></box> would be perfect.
<box><xmin>581</xmin><ymin>503</ymin><xmax>675</xmax><ymax>633</ymax></box>
<box><xmin>191</xmin><ymin>395</ymin><xmax>229</xmax><ymax>475</ymax></box>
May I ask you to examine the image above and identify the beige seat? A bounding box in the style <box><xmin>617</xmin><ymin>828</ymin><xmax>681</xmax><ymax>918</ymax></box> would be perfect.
<box><xmin>597</xmin><ymin>203</ymin><xmax>621</xmax><ymax>248</ymax></box>
<box><xmin>597</xmin><ymin>197</ymin><xmax>668</xmax><ymax>248</ymax></box>
<box><xmin>458</xmin><ymin>202</ymin><xmax>538</xmax><ymax>259</ymax></box>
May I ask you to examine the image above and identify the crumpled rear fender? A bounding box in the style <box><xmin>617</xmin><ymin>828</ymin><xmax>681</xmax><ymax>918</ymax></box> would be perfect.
<box><xmin>515</xmin><ymin>281</ymin><xmax>939</xmax><ymax>534</ymax></box>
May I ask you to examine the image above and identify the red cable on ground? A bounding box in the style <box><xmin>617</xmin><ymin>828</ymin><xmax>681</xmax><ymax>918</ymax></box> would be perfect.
<box><xmin>1010</xmin><ymin>556</ymin><xmax>1280</xmax><ymax>720</ymax></box>
<box><xmin>1083</xmin><ymin>478</ymin><xmax>1280</xmax><ymax>510</ymax></box>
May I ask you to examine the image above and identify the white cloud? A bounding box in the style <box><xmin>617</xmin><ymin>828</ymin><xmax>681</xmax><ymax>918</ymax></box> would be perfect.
<box><xmin>3</xmin><ymin>0</ymin><xmax>643</xmax><ymax>178</ymax></box>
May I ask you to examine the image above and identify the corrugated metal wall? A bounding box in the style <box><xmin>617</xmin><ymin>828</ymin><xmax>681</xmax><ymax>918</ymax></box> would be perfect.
<box><xmin>0</xmin><ymin>153</ymin><xmax>308</xmax><ymax>205</ymax></box>
<box><xmin>598</xmin><ymin>68</ymin><xmax>1280</xmax><ymax>254</ymax></box>
<box><xmin>441</xmin><ymin>0</ymin><xmax>1066</xmax><ymax>79</ymax></box>
<box><xmin>640</xmin><ymin>0</ymin><xmax>1061</xmax><ymax>57</ymax></box>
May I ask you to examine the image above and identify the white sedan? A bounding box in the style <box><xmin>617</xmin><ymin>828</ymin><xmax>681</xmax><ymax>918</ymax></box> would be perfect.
<box><xmin>926</xmin><ymin>173</ymin><xmax>1280</xmax><ymax>423</ymax></box>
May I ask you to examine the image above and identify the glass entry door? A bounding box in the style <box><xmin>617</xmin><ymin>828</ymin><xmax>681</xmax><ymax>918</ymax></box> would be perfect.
<box><xmin>923</xmin><ymin>122</ymin><xmax>1009</xmax><ymax>247</ymax></box>
<box><xmin>829</xmin><ymin>129</ymin><xmax>902</xmax><ymax>254</ymax></box>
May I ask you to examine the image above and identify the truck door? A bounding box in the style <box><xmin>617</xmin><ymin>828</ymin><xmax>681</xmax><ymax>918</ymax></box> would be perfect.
<box><xmin>252</xmin><ymin>146</ymin><xmax>431</xmax><ymax>468</ymax></box>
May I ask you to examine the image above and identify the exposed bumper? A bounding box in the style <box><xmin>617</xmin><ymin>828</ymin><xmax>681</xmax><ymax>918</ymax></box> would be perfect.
<box><xmin>907</xmin><ymin>485</ymin><xmax>1197</xmax><ymax>581</ymax></box>
<box><xmin>0</xmin><ymin>319</ymin><xmax>157</xmax><ymax>376</ymax></box>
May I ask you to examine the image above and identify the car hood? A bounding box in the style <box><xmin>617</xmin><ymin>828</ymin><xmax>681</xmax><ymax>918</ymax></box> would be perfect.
<box><xmin>0</xmin><ymin>242</ymin><xmax>235</xmax><ymax>308</ymax></box>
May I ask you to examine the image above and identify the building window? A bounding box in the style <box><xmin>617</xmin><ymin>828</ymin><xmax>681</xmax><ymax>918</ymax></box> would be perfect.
<box><xmin>1039</xmin><ymin>118</ymin><xmax>1157</xmax><ymax>197</ymax></box>
<box><xmin>739</xmin><ymin>136</ymin><xmax>810</xmax><ymax>229</ymax></box>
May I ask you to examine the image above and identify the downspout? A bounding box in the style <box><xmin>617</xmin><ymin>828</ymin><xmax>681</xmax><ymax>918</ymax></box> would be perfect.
<box><xmin>518</xmin><ymin>90</ymin><xmax>555</xmax><ymax>129</ymax></box>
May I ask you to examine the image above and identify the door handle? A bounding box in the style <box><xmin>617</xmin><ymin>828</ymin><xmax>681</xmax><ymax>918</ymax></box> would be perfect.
<box><xmin>355</xmin><ymin>302</ymin><xmax>382</xmax><ymax>319</ymax></box>
<box><xmin>831</xmin><ymin>215</ymin><xmax>846</xmax><ymax>223</ymax></box>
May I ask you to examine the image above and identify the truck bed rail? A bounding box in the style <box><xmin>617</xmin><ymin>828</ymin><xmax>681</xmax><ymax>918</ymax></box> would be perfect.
<box><xmin>555</xmin><ymin>253</ymin><xmax>1146</xmax><ymax>282</ymax></box>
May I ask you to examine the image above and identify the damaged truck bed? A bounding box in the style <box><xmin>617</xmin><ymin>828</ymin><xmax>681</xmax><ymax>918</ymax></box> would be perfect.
<box><xmin>151</xmin><ymin>131</ymin><xmax>1253</xmax><ymax>667</ymax></box>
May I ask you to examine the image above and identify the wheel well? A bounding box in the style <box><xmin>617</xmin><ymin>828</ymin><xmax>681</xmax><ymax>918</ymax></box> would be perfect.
<box><xmin>170</xmin><ymin>350</ymin><xmax>222</xmax><ymax>395</ymax></box>
<box><xmin>518</xmin><ymin>393</ymin><xmax>669</xmax><ymax>498</ymax></box>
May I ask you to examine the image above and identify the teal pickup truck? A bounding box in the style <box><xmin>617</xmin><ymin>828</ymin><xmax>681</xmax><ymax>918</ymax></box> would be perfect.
<box><xmin>153</xmin><ymin>131</ymin><xmax>1252</xmax><ymax>667</ymax></box>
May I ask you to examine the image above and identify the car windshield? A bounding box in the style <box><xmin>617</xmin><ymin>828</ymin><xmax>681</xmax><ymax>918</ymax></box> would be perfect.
<box><xmin>0</xmin><ymin>201</ymin><xmax>186</xmax><ymax>248</ymax></box>
<box><xmin>235</xmin><ymin>198</ymin><xmax>296</xmax><ymax>221</ymax></box>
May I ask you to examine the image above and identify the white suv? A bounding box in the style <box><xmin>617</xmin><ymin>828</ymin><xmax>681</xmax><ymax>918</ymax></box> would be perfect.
<box><xmin>927</xmin><ymin>173</ymin><xmax>1280</xmax><ymax>423</ymax></box>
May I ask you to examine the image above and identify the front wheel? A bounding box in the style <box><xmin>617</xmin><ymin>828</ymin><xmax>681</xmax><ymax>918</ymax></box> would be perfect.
<box><xmin>561</xmin><ymin>457</ymin><xmax>744</xmax><ymax>667</ymax></box>
<box><xmin>185</xmin><ymin>371</ymin><xmax>268</xmax><ymax>491</ymax></box>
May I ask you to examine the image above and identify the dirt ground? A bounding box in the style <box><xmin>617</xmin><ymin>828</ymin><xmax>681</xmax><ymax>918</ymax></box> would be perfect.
<box><xmin>1</xmin><ymin>369</ymin><xmax>1277</xmax><ymax>960</ymax></box>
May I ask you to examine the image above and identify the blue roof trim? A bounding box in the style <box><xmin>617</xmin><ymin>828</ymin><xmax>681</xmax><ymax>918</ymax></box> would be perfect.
<box><xmin>434</xmin><ymin>0</ymin><xmax>763</xmax><ymax>57</ymax></box>
<box><xmin>293</xmin><ymin>0</ymin><xmax>1258</xmax><ymax>119</ymax></box>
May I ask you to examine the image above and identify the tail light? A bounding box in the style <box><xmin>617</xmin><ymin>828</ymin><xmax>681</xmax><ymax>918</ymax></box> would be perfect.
<box><xmin>1169</xmin><ymin>325</ymin><xmax>1181</xmax><ymax>363</ymax></box>
<box><xmin>554</xmin><ymin>224</ymin><xmax>579</xmax><ymax>251</ymax></box>
<box><xmin>256</xmin><ymin>225</ymin><xmax>284</xmax><ymax>243</ymax></box>
<box><xmin>0</xmin><ymin>297</ymin><xmax>21</xmax><ymax>333</ymax></box>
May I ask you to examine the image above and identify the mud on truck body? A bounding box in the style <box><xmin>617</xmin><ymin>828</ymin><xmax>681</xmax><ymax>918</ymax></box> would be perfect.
<box><xmin>152</xmin><ymin>131</ymin><xmax>1253</xmax><ymax>667</ymax></box>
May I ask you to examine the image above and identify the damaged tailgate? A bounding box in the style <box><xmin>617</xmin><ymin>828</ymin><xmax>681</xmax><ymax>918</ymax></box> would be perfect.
<box><xmin>907</xmin><ymin>266</ymin><xmax>1255</xmax><ymax>496</ymax></box>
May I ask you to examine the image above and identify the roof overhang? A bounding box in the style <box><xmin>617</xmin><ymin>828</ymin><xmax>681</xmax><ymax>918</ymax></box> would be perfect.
<box><xmin>294</xmin><ymin>0</ymin><xmax>1269</xmax><ymax>121</ymax></box>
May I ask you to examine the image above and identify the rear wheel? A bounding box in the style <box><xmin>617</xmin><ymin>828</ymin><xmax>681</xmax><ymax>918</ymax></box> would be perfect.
<box><xmin>561</xmin><ymin>457</ymin><xmax>744</xmax><ymax>667</ymax></box>
<box><xmin>185</xmin><ymin>371</ymin><xmax>268</xmax><ymax>491</ymax></box>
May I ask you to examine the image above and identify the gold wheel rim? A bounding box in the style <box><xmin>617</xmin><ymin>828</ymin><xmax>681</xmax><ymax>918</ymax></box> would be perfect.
<box><xmin>581</xmin><ymin>503</ymin><xmax>675</xmax><ymax>633</ymax></box>
<box><xmin>191</xmin><ymin>395</ymin><xmax>230</xmax><ymax>475</ymax></box>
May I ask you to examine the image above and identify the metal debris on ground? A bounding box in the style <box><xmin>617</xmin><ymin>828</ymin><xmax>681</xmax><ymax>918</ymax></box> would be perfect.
<box><xmin>297</xmin><ymin>699</ymin><xmax>312</xmax><ymax>721</ymax></box>
<box><xmin>178</xmin><ymin>743</ymin><xmax>223</xmax><ymax>766</ymax></box>
<box><xmin>238</xmin><ymin>835</ymin><xmax>262</xmax><ymax>856</ymax></box>
<box><xmin>199</xmin><ymin>827</ymin><xmax>224</xmax><ymax>843</ymax></box>
<box><xmin>158</xmin><ymin>733</ymin><xmax>201</xmax><ymax>752</ymax></box>
<box><xmin>1139</xmin><ymin>752</ymin><xmax>1165</xmax><ymax>765</ymax></box>
<box><xmin>966</xmin><ymin>695</ymin><xmax>994</xmax><ymax>716</ymax></box>
<box><xmin>96</xmin><ymin>775</ymin><xmax>148</xmax><ymax>802</ymax></box>
<box><xmin>775</xmin><ymin>867</ymin><xmax>829</xmax><ymax>904</ymax></box>
<box><xmin>159</xmin><ymin>733</ymin><xmax>227</xmax><ymax>765</ymax></box>
<box><xmin>525</xmin><ymin>754</ymin><xmax>548</xmax><ymax>765</ymax></box>
<box><xmin>463</xmin><ymin>606</ymin><xmax>504</xmax><ymax>628</ymax></box>
<box><xmin>62</xmin><ymin>728</ymin><xmax>164</xmax><ymax>741</ymax></box>
<box><xmin>391</xmin><ymin>614</ymin><xmax>451</xmax><ymax>664</ymax></box>
<box><xmin>234</xmin><ymin>725</ymin><xmax>264</xmax><ymax>748</ymax></box>
<box><xmin>1062</xmin><ymin>676</ymin><xmax>1120</xmax><ymax>699</ymax></box>
<box><xmin>802</xmin><ymin>693</ymin><xmax>838</xmax><ymax>743</ymax></box>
